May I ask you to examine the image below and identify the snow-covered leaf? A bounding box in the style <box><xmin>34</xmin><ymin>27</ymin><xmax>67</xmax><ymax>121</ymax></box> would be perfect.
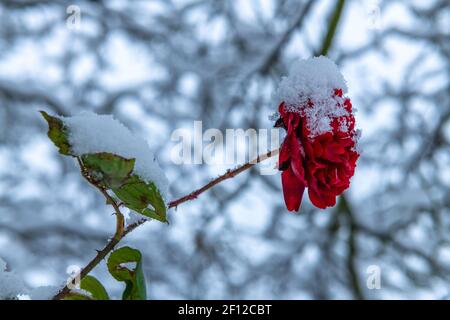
<box><xmin>61</xmin><ymin>112</ymin><xmax>169</xmax><ymax>199</ymax></box>
<box><xmin>40</xmin><ymin>112</ymin><xmax>169</xmax><ymax>224</ymax></box>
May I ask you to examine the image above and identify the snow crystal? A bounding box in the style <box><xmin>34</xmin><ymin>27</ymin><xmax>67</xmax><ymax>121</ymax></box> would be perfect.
<box><xmin>275</xmin><ymin>56</ymin><xmax>350</xmax><ymax>137</ymax></box>
<box><xmin>276</xmin><ymin>56</ymin><xmax>347</xmax><ymax>106</ymax></box>
<box><xmin>126</xmin><ymin>210</ymin><xmax>149</xmax><ymax>225</ymax></box>
<box><xmin>62</xmin><ymin>112</ymin><xmax>169</xmax><ymax>200</ymax></box>
<box><xmin>0</xmin><ymin>257</ymin><xmax>26</xmax><ymax>300</ymax></box>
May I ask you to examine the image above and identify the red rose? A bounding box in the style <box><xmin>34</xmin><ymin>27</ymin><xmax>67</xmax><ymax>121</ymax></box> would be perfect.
<box><xmin>277</xmin><ymin>89</ymin><xmax>359</xmax><ymax>211</ymax></box>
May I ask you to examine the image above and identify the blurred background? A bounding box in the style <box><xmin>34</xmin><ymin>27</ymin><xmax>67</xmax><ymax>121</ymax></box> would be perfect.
<box><xmin>0</xmin><ymin>0</ymin><xmax>449</xmax><ymax>299</ymax></box>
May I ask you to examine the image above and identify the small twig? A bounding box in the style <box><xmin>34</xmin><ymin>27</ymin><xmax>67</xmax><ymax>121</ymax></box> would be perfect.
<box><xmin>53</xmin><ymin>148</ymin><xmax>279</xmax><ymax>300</ymax></box>
<box><xmin>167</xmin><ymin>148</ymin><xmax>279</xmax><ymax>208</ymax></box>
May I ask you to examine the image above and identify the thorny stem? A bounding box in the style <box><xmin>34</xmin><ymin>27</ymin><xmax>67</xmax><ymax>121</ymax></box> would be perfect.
<box><xmin>52</xmin><ymin>158</ymin><xmax>125</xmax><ymax>300</ymax></box>
<box><xmin>52</xmin><ymin>148</ymin><xmax>279</xmax><ymax>300</ymax></box>
<box><xmin>75</xmin><ymin>157</ymin><xmax>125</xmax><ymax>241</ymax></box>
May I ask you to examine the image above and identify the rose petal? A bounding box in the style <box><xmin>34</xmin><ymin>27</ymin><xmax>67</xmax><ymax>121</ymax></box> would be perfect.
<box><xmin>281</xmin><ymin>167</ymin><xmax>306</xmax><ymax>212</ymax></box>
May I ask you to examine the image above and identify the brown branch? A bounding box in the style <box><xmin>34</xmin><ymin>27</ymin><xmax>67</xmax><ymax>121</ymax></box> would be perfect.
<box><xmin>52</xmin><ymin>148</ymin><xmax>279</xmax><ymax>300</ymax></box>
<box><xmin>53</xmin><ymin>157</ymin><xmax>125</xmax><ymax>300</ymax></box>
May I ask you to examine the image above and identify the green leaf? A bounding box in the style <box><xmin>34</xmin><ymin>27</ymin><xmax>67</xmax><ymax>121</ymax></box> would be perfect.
<box><xmin>82</xmin><ymin>153</ymin><xmax>135</xmax><ymax>189</ymax></box>
<box><xmin>40</xmin><ymin>111</ymin><xmax>72</xmax><ymax>156</ymax></box>
<box><xmin>62</xmin><ymin>276</ymin><xmax>109</xmax><ymax>300</ymax></box>
<box><xmin>112</xmin><ymin>175</ymin><xmax>167</xmax><ymax>223</ymax></box>
<box><xmin>80</xmin><ymin>275</ymin><xmax>110</xmax><ymax>300</ymax></box>
<box><xmin>107</xmin><ymin>246</ymin><xmax>147</xmax><ymax>300</ymax></box>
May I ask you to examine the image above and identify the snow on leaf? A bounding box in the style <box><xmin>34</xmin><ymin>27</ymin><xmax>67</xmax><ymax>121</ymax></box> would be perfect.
<box><xmin>40</xmin><ymin>111</ymin><xmax>169</xmax><ymax>223</ymax></box>
<box><xmin>62</xmin><ymin>111</ymin><xmax>169</xmax><ymax>199</ymax></box>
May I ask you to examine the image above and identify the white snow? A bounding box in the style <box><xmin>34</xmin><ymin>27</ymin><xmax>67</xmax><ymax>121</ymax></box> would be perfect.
<box><xmin>0</xmin><ymin>257</ymin><xmax>26</xmax><ymax>300</ymax></box>
<box><xmin>276</xmin><ymin>56</ymin><xmax>348</xmax><ymax>105</ymax></box>
<box><xmin>126</xmin><ymin>210</ymin><xmax>149</xmax><ymax>225</ymax></box>
<box><xmin>62</xmin><ymin>112</ymin><xmax>169</xmax><ymax>200</ymax></box>
<box><xmin>353</xmin><ymin>129</ymin><xmax>362</xmax><ymax>153</ymax></box>
<box><xmin>275</xmin><ymin>56</ymin><xmax>350</xmax><ymax>137</ymax></box>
